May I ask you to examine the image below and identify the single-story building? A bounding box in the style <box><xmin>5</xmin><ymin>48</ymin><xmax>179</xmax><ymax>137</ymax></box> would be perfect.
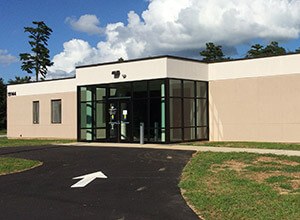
<box><xmin>7</xmin><ymin>54</ymin><xmax>300</xmax><ymax>143</ymax></box>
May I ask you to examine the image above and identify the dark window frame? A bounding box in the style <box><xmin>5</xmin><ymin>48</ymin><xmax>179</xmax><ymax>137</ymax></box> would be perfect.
<box><xmin>168</xmin><ymin>78</ymin><xmax>209</xmax><ymax>142</ymax></box>
<box><xmin>33</xmin><ymin>101</ymin><xmax>39</xmax><ymax>124</ymax></box>
<box><xmin>51</xmin><ymin>99</ymin><xmax>62</xmax><ymax>124</ymax></box>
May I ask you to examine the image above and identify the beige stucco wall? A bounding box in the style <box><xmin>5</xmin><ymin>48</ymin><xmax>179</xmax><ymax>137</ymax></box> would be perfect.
<box><xmin>167</xmin><ymin>58</ymin><xmax>208</xmax><ymax>81</ymax></box>
<box><xmin>76</xmin><ymin>57</ymin><xmax>209</xmax><ymax>86</ymax></box>
<box><xmin>7</xmin><ymin>92</ymin><xmax>77</xmax><ymax>139</ymax></box>
<box><xmin>209</xmin><ymin>74</ymin><xmax>300</xmax><ymax>142</ymax></box>
<box><xmin>7</xmin><ymin>78</ymin><xmax>76</xmax><ymax>95</ymax></box>
<box><xmin>209</xmin><ymin>53</ymin><xmax>300</xmax><ymax>80</ymax></box>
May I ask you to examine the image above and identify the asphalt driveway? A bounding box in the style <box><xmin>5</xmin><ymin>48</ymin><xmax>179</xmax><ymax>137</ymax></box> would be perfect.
<box><xmin>0</xmin><ymin>145</ymin><xmax>198</xmax><ymax>220</ymax></box>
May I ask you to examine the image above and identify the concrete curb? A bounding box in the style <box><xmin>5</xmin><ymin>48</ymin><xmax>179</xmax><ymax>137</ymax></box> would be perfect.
<box><xmin>60</xmin><ymin>142</ymin><xmax>300</xmax><ymax>156</ymax></box>
<box><xmin>195</xmin><ymin>146</ymin><xmax>300</xmax><ymax>156</ymax></box>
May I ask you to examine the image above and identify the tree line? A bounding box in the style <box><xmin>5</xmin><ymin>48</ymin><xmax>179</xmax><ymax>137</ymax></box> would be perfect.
<box><xmin>200</xmin><ymin>41</ymin><xmax>299</xmax><ymax>62</ymax></box>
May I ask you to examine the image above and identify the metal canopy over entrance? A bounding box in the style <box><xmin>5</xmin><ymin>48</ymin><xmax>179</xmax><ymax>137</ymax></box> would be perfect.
<box><xmin>78</xmin><ymin>78</ymin><xmax>208</xmax><ymax>144</ymax></box>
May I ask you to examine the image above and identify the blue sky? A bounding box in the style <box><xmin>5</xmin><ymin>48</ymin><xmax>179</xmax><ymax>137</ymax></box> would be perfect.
<box><xmin>1</xmin><ymin>0</ymin><xmax>300</xmax><ymax>82</ymax></box>
<box><xmin>0</xmin><ymin>0</ymin><xmax>148</xmax><ymax>81</ymax></box>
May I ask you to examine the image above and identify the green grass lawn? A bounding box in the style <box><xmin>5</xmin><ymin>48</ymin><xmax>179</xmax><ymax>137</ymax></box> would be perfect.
<box><xmin>0</xmin><ymin>157</ymin><xmax>42</xmax><ymax>176</ymax></box>
<box><xmin>0</xmin><ymin>137</ymin><xmax>74</xmax><ymax>147</ymax></box>
<box><xmin>179</xmin><ymin>152</ymin><xmax>300</xmax><ymax>220</ymax></box>
<box><xmin>0</xmin><ymin>129</ymin><xmax>6</xmax><ymax>135</ymax></box>
<box><xmin>183</xmin><ymin>141</ymin><xmax>300</xmax><ymax>151</ymax></box>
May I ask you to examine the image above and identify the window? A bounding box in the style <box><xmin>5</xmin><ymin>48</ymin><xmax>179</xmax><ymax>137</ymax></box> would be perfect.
<box><xmin>196</xmin><ymin>81</ymin><xmax>207</xmax><ymax>98</ymax></box>
<box><xmin>149</xmin><ymin>80</ymin><xmax>165</xmax><ymax>97</ymax></box>
<box><xmin>33</xmin><ymin>101</ymin><xmax>39</xmax><ymax>124</ymax></box>
<box><xmin>169</xmin><ymin>79</ymin><xmax>182</xmax><ymax>97</ymax></box>
<box><xmin>51</xmin><ymin>99</ymin><xmax>62</xmax><ymax>123</ymax></box>
<box><xmin>168</xmin><ymin>79</ymin><xmax>208</xmax><ymax>142</ymax></box>
<box><xmin>77</xmin><ymin>79</ymin><xmax>206</xmax><ymax>143</ymax></box>
<box><xmin>170</xmin><ymin>98</ymin><xmax>182</xmax><ymax>127</ymax></box>
<box><xmin>96</xmin><ymin>88</ymin><xmax>106</xmax><ymax>100</ymax></box>
<box><xmin>183</xmin><ymin>80</ymin><xmax>195</xmax><ymax>97</ymax></box>
<box><xmin>133</xmin><ymin>81</ymin><xmax>147</xmax><ymax>98</ymax></box>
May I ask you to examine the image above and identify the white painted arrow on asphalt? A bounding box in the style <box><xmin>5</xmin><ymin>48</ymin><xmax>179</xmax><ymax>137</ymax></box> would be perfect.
<box><xmin>71</xmin><ymin>171</ymin><xmax>107</xmax><ymax>188</ymax></box>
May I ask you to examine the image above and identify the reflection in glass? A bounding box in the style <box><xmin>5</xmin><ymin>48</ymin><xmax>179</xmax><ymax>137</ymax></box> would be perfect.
<box><xmin>51</xmin><ymin>100</ymin><xmax>62</xmax><ymax>123</ymax></box>
<box><xmin>184</xmin><ymin>127</ymin><xmax>195</xmax><ymax>140</ymax></box>
<box><xmin>150</xmin><ymin>129</ymin><xmax>166</xmax><ymax>142</ymax></box>
<box><xmin>96</xmin><ymin>102</ymin><xmax>106</xmax><ymax>127</ymax></box>
<box><xmin>80</xmin><ymin>129</ymin><xmax>92</xmax><ymax>141</ymax></box>
<box><xmin>96</xmin><ymin>88</ymin><xmax>106</xmax><ymax>100</ymax></box>
<box><xmin>80</xmin><ymin>102</ymin><xmax>93</xmax><ymax>128</ymax></box>
<box><xmin>197</xmin><ymin>99</ymin><xmax>207</xmax><ymax>126</ymax></box>
<box><xmin>170</xmin><ymin>128</ymin><xmax>182</xmax><ymax>141</ymax></box>
<box><xmin>96</xmin><ymin>129</ymin><xmax>106</xmax><ymax>139</ymax></box>
<box><xmin>170</xmin><ymin>98</ymin><xmax>182</xmax><ymax>127</ymax></box>
<box><xmin>184</xmin><ymin>99</ymin><xmax>195</xmax><ymax>127</ymax></box>
<box><xmin>196</xmin><ymin>81</ymin><xmax>207</xmax><ymax>98</ymax></box>
<box><xmin>150</xmin><ymin>99</ymin><xmax>165</xmax><ymax>128</ymax></box>
<box><xmin>133</xmin><ymin>129</ymin><xmax>147</xmax><ymax>142</ymax></box>
<box><xmin>80</xmin><ymin>87</ymin><xmax>93</xmax><ymax>102</ymax></box>
<box><xmin>169</xmin><ymin>79</ymin><xmax>181</xmax><ymax>97</ymax></box>
<box><xmin>184</xmin><ymin>81</ymin><xmax>195</xmax><ymax>97</ymax></box>
<box><xmin>197</xmin><ymin>127</ymin><xmax>208</xmax><ymax>139</ymax></box>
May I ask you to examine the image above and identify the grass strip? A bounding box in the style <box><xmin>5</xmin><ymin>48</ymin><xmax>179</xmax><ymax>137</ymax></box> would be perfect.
<box><xmin>0</xmin><ymin>137</ymin><xmax>74</xmax><ymax>147</ymax></box>
<box><xmin>0</xmin><ymin>157</ymin><xmax>42</xmax><ymax>176</ymax></box>
<box><xmin>183</xmin><ymin>141</ymin><xmax>300</xmax><ymax>151</ymax></box>
<box><xmin>179</xmin><ymin>152</ymin><xmax>300</xmax><ymax>220</ymax></box>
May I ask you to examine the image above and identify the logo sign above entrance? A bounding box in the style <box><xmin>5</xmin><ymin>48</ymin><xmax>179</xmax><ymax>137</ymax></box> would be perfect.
<box><xmin>112</xmin><ymin>70</ymin><xmax>121</xmax><ymax>79</ymax></box>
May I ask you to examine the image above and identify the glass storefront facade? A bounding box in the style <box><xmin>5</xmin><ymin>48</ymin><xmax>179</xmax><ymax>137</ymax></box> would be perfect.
<box><xmin>78</xmin><ymin>78</ymin><xmax>208</xmax><ymax>143</ymax></box>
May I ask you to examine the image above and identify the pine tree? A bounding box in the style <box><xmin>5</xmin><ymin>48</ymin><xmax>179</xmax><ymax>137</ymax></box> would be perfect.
<box><xmin>20</xmin><ymin>21</ymin><xmax>53</xmax><ymax>81</ymax></box>
<box><xmin>200</xmin><ymin>42</ymin><xmax>227</xmax><ymax>62</ymax></box>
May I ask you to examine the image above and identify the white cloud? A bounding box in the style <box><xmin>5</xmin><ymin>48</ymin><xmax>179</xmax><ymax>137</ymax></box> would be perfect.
<box><xmin>0</xmin><ymin>50</ymin><xmax>17</xmax><ymax>66</ymax></box>
<box><xmin>49</xmin><ymin>0</ymin><xmax>300</xmax><ymax>78</ymax></box>
<box><xmin>66</xmin><ymin>14</ymin><xmax>103</xmax><ymax>35</ymax></box>
<box><xmin>47</xmin><ymin>39</ymin><xmax>98</xmax><ymax>78</ymax></box>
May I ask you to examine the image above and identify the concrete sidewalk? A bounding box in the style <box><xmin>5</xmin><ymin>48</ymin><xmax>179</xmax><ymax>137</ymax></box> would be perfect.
<box><xmin>61</xmin><ymin>142</ymin><xmax>300</xmax><ymax>157</ymax></box>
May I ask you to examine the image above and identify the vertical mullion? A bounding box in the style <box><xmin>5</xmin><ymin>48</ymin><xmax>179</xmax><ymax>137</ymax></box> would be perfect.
<box><xmin>105</xmin><ymin>85</ymin><xmax>109</xmax><ymax>142</ymax></box>
<box><xmin>77</xmin><ymin>86</ymin><xmax>80</xmax><ymax>141</ymax></box>
<box><xmin>181</xmin><ymin>80</ymin><xmax>184</xmax><ymax>141</ymax></box>
<box><xmin>206</xmin><ymin>81</ymin><xmax>209</xmax><ymax>140</ymax></box>
<box><xmin>194</xmin><ymin>81</ymin><xmax>197</xmax><ymax>140</ymax></box>
<box><xmin>165</xmin><ymin>79</ymin><xmax>170</xmax><ymax>143</ymax></box>
<box><xmin>130</xmin><ymin>82</ymin><xmax>133</xmax><ymax>142</ymax></box>
<box><xmin>147</xmin><ymin>81</ymin><xmax>150</xmax><ymax>142</ymax></box>
<box><xmin>92</xmin><ymin>86</ymin><xmax>96</xmax><ymax>141</ymax></box>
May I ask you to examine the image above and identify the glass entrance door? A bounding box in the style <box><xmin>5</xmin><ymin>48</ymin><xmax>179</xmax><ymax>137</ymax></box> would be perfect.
<box><xmin>108</xmin><ymin>100</ymin><xmax>131</xmax><ymax>142</ymax></box>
